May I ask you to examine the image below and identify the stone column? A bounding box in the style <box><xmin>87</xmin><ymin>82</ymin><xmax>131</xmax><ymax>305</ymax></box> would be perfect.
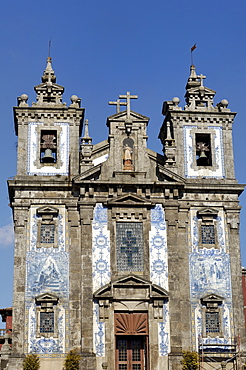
<box><xmin>80</xmin><ymin>204</ymin><xmax>96</xmax><ymax>370</ymax></box>
<box><xmin>67</xmin><ymin>203</ymin><xmax>82</xmax><ymax>350</ymax></box>
<box><xmin>226</xmin><ymin>208</ymin><xmax>246</xmax><ymax>352</ymax></box>
<box><xmin>165</xmin><ymin>202</ymin><xmax>183</xmax><ymax>370</ymax></box>
<box><xmin>11</xmin><ymin>207</ymin><xmax>28</xmax><ymax>355</ymax></box>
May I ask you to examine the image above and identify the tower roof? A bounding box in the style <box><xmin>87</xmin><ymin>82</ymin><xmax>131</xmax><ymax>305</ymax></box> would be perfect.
<box><xmin>33</xmin><ymin>57</ymin><xmax>66</xmax><ymax>107</ymax></box>
<box><xmin>184</xmin><ymin>65</ymin><xmax>216</xmax><ymax>111</ymax></box>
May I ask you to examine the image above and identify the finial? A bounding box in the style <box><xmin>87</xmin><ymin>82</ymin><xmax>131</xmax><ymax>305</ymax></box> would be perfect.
<box><xmin>81</xmin><ymin>119</ymin><xmax>92</xmax><ymax>145</ymax></box>
<box><xmin>42</xmin><ymin>56</ymin><xmax>56</xmax><ymax>84</ymax></box>
<box><xmin>186</xmin><ymin>65</ymin><xmax>200</xmax><ymax>90</ymax></box>
<box><xmin>33</xmin><ymin>57</ymin><xmax>65</xmax><ymax>106</ymax></box>
<box><xmin>166</xmin><ymin>122</ymin><xmax>172</xmax><ymax>140</ymax></box>
<box><xmin>189</xmin><ymin>65</ymin><xmax>197</xmax><ymax>79</ymax></box>
<box><xmin>84</xmin><ymin>119</ymin><xmax>90</xmax><ymax>139</ymax></box>
<box><xmin>80</xmin><ymin>119</ymin><xmax>93</xmax><ymax>168</ymax></box>
<box><xmin>70</xmin><ymin>95</ymin><xmax>81</xmax><ymax>107</ymax></box>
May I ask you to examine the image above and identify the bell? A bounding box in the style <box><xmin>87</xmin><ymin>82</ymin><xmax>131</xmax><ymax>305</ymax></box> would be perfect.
<box><xmin>199</xmin><ymin>150</ymin><xmax>207</xmax><ymax>159</ymax></box>
<box><xmin>42</xmin><ymin>148</ymin><xmax>54</xmax><ymax>163</ymax></box>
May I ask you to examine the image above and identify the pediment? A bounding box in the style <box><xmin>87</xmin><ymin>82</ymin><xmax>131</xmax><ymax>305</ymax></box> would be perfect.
<box><xmin>201</xmin><ymin>294</ymin><xmax>224</xmax><ymax>303</ymax></box>
<box><xmin>107</xmin><ymin>193</ymin><xmax>152</xmax><ymax>207</ymax></box>
<box><xmin>197</xmin><ymin>207</ymin><xmax>218</xmax><ymax>219</ymax></box>
<box><xmin>113</xmin><ymin>274</ymin><xmax>151</xmax><ymax>287</ymax></box>
<box><xmin>34</xmin><ymin>82</ymin><xmax>64</xmax><ymax>92</ymax></box>
<box><xmin>186</xmin><ymin>86</ymin><xmax>216</xmax><ymax>96</ymax></box>
<box><xmin>36</xmin><ymin>206</ymin><xmax>59</xmax><ymax>216</ymax></box>
<box><xmin>94</xmin><ymin>274</ymin><xmax>169</xmax><ymax>300</ymax></box>
<box><xmin>107</xmin><ymin>110</ymin><xmax>149</xmax><ymax>125</ymax></box>
<box><xmin>35</xmin><ymin>292</ymin><xmax>59</xmax><ymax>304</ymax></box>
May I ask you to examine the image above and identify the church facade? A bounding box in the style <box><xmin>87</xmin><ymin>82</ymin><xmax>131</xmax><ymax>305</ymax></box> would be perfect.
<box><xmin>7</xmin><ymin>59</ymin><xmax>246</xmax><ymax>369</ymax></box>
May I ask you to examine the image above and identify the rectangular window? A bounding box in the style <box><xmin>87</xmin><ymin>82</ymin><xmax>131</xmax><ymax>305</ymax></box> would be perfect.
<box><xmin>116</xmin><ymin>222</ymin><xmax>143</xmax><ymax>272</ymax></box>
<box><xmin>196</xmin><ymin>133</ymin><xmax>212</xmax><ymax>166</ymax></box>
<box><xmin>201</xmin><ymin>225</ymin><xmax>215</xmax><ymax>245</ymax></box>
<box><xmin>40</xmin><ymin>224</ymin><xmax>55</xmax><ymax>244</ymax></box>
<box><xmin>40</xmin><ymin>312</ymin><xmax>54</xmax><ymax>333</ymax></box>
<box><xmin>205</xmin><ymin>311</ymin><xmax>220</xmax><ymax>333</ymax></box>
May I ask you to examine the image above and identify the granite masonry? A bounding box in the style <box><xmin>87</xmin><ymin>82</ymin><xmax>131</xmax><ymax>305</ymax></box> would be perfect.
<box><xmin>5</xmin><ymin>59</ymin><xmax>246</xmax><ymax>369</ymax></box>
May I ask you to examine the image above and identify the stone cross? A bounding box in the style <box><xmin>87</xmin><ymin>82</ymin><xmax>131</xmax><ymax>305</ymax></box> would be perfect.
<box><xmin>197</xmin><ymin>74</ymin><xmax>206</xmax><ymax>86</ymax></box>
<box><xmin>108</xmin><ymin>99</ymin><xmax>127</xmax><ymax>113</ymax></box>
<box><xmin>119</xmin><ymin>91</ymin><xmax>138</xmax><ymax>117</ymax></box>
<box><xmin>121</xmin><ymin>230</ymin><xmax>138</xmax><ymax>266</ymax></box>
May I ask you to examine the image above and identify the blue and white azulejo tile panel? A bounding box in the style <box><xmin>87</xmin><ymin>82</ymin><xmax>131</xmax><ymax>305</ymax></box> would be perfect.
<box><xmin>27</xmin><ymin>303</ymin><xmax>67</xmax><ymax>354</ymax></box>
<box><xmin>27</xmin><ymin>122</ymin><xmax>69</xmax><ymax>175</ymax></box>
<box><xmin>189</xmin><ymin>208</ymin><xmax>233</xmax><ymax>348</ymax></box>
<box><xmin>92</xmin><ymin>203</ymin><xmax>110</xmax><ymax>357</ymax></box>
<box><xmin>92</xmin><ymin>203</ymin><xmax>110</xmax><ymax>292</ymax></box>
<box><xmin>149</xmin><ymin>204</ymin><xmax>168</xmax><ymax>290</ymax></box>
<box><xmin>29</xmin><ymin>205</ymin><xmax>66</xmax><ymax>252</ymax></box>
<box><xmin>93</xmin><ymin>301</ymin><xmax>105</xmax><ymax>357</ymax></box>
<box><xmin>158</xmin><ymin>302</ymin><xmax>170</xmax><ymax>356</ymax></box>
<box><xmin>150</xmin><ymin>205</ymin><xmax>170</xmax><ymax>356</ymax></box>
<box><xmin>25</xmin><ymin>205</ymin><xmax>69</xmax><ymax>355</ymax></box>
<box><xmin>190</xmin><ymin>208</ymin><xmax>227</xmax><ymax>253</ymax></box>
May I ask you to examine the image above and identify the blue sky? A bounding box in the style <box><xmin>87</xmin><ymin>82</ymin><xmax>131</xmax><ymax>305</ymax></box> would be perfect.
<box><xmin>0</xmin><ymin>0</ymin><xmax>246</xmax><ymax>322</ymax></box>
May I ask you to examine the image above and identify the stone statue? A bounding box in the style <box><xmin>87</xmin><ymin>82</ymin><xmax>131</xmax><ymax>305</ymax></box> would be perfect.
<box><xmin>123</xmin><ymin>144</ymin><xmax>133</xmax><ymax>170</ymax></box>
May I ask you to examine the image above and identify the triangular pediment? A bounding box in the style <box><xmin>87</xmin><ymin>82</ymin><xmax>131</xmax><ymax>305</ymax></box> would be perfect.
<box><xmin>107</xmin><ymin>193</ymin><xmax>152</xmax><ymax>207</ymax></box>
<box><xmin>186</xmin><ymin>86</ymin><xmax>216</xmax><ymax>96</ymax></box>
<box><xmin>94</xmin><ymin>274</ymin><xmax>169</xmax><ymax>300</ymax></box>
<box><xmin>113</xmin><ymin>274</ymin><xmax>151</xmax><ymax>287</ymax></box>
<box><xmin>198</xmin><ymin>207</ymin><xmax>218</xmax><ymax>215</ymax></box>
<box><xmin>36</xmin><ymin>206</ymin><xmax>59</xmax><ymax>216</ymax></box>
<box><xmin>107</xmin><ymin>110</ymin><xmax>149</xmax><ymax>126</ymax></box>
<box><xmin>34</xmin><ymin>82</ymin><xmax>64</xmax><ymax>92</ymax></box>
<box><xmin>197</xmin><ymin>207</ymin><xmax>218</xmax><ymax>219</ymax></box>
<box><xmin>201</xmin><ymin>294</ymin><xmax>224</xmax><ymax>303</ymax></box>
<box><xmin>35</xmin><ymin>292</ymin><xmax>59</xmax><ymax>304</ymax></box>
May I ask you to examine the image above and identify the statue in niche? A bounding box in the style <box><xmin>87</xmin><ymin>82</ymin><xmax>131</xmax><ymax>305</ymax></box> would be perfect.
<box><xmin>123</xmin><ymin>138</ymin><xmax>134</xmax><ymax>170</ymax></box>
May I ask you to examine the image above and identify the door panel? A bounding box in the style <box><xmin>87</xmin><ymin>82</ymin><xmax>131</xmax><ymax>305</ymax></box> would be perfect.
<box><xmin>116</xmin><ymin>336</ymin><xmax>146</xmax><ymax>370</ymax></box>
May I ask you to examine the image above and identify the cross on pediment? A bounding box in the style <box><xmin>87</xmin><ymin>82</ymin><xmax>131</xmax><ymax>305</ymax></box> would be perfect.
<box><xmin>197</xmin><ymin>74</ymin><xmax>206</xmax><ymax>87</ymax></box>
<box><xmin>119</xmin><ymin>91</ymin><xmax>138</xmax><ymax>117</ymax></box>
<box><xmin>121</xmin><ymin>230</ymin><xmax>138</xmax><ymax>266</ymax></box>
<box><xmin>108</xmin><ymin>99</ymin><xmax>127</xmax><ymax>113</ymax></box>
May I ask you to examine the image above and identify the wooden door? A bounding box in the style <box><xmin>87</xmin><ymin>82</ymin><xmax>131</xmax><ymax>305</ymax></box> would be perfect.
<box><xmin>115</xmin><ymin>313</ymin><xmax>148</xmax><ymax>370</ymax></box>
<box><xmin>116</xmin><ymin>336</ymin><xmax>146</xmax><ymax>370</ymax></box>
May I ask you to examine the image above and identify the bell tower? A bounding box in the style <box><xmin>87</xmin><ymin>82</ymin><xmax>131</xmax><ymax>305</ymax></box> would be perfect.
<box><xmin>14</xmin><ymin>57</ymin><xmax>84</xmax><ymax>177</ymax></box>
<box><xmin>159</xmin><ymin>64</ymin><xmax>236</xmax><ymax>180</ymax></box>
<box><xmin>8</xmin><ymin>58</ymin><xmax>84</xmax><ymax>369</ymax></box>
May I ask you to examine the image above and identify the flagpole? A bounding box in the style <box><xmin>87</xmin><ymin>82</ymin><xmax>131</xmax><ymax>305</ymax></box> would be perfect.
<box><xmin>190</xmin><ymin>44</ymin><xmax>196</xmax><ymax>65</ymax></box>
<box><xmin>48</xmin><ymin>38</ymin><xmax>52</xmax><ymax>58</ymax></box>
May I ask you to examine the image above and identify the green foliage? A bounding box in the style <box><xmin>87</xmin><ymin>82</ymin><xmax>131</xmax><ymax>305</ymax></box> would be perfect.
<box><xmin>64</xmin><ymin>349</ymin><xmax>81</xmax><ymax>370</ymax></box>
<box><xmin>23</xmin><ymin>354</ymin><xmax>40</xmax><ymax>370</ymax></box>
<box><xmin>181</xmin><ymin>351</ymin><xmax>199</xmax><ymax>370</ymax></box>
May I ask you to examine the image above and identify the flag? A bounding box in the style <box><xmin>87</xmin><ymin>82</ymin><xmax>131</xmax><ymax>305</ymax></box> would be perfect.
<box><xmin>191</xmin><ymin>44</ymin><xmax>196</xmax><ymax>52</ymax></box>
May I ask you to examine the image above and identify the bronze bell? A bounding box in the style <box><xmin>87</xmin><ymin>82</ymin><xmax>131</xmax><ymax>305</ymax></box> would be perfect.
<box><xmin>42</xmin><ymin>148</ymin><xmax>54</xmax><ymax>163</ymax></box>
<box><xmin>199</xmin><ymin>150</ymin><xmax>207</xmax><ymax>159</ymax></box>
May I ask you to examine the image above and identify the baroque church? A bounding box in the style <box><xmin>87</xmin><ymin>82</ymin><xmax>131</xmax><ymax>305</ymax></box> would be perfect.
<box><xmin>6</xmin><ymin>58</ymin><xmax>246</xmax><ymax>370</ymax></box>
